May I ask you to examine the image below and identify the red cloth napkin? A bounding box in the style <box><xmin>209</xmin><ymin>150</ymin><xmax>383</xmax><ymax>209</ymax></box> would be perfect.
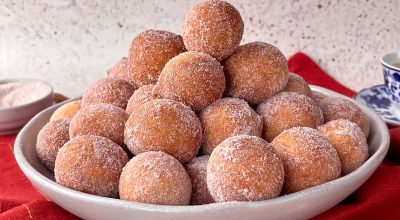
<box><xmin>1</xmin><ymin>52</ymin><xmax>399</xmax><ymax>220</ymax></box>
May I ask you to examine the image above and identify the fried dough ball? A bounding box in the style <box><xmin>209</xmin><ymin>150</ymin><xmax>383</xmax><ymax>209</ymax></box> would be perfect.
<box><xmin>126</xmin><ymin>84</ymin><xmax>158</xmax><ymax>115</ymax></box>
<box><xmin>128</xmin><ymin>30</ymin><xmax>186</xmax><ymax>86</ymax></box>
<box><xmin>69</xmin><ymin>104</ymin><xmax>128</xmax><ymax>146</ymax></box>
<box><xmin>284</xmin><ymin>73</ymin><xmax>312</xmax><ymax>97</ymax></box>
<box><xmin>124</xmin><ymin>99</ymin><xmax>202</xmax><ymax>163</ymax></box>
<box><xmin>82</xmin><ymin>78</ymin><xmax>135</xmax><ymax>109</ymax></box>
<box><xmin>50</xmin><ymin>100</ymin><xmax>81</xmax><ymax>121</ymax></box>
<box><xmin>207</xmin><ymin>135</ymin><xmax>284</xmax><ymax>202</ymax></box>
<box><xmin>156</xmin><ymin>51</ymin><xmax>225</xmax><ymax>111</ymax></box>
<box><xmin>311</xmin><ymin>91</ymin><xmax>328</xmax><ymax>107</ymax></box>
<box><xmin>199</xmin><ymin>98</ymin><xmax>262</xmax><ymax>154</ymax></box>
<box><xmin>36</xmin><ymin>118</ymin><xmax>70</xmax><ymax>171</ymax></box>
<box><xmin>256</xmin><ymin>92</ymin><xmax>323</xmax><ymax>142</ymax></box>
<box><xmin>107</xmin><ymin>57</ymin><xmax>139</xmax><ymax>89</ymax></box>
<box><xmin>119</xmin><ymin>151</ymin><xmax>192</xmax><ymax>205</ymax></box>
<box><xmin>318</xmin><ymin>119</ymin><xmax>369</xmax><ymax>175</ymax></box>
<box><xmin>319</xmin><ymin>97</ymin><xmax>369</xmax><ymax>137</ymax></box>
<box><xmin>185</xmin><ymin>155</ymin><xmax>215</xmax><ymax>205</ymax></box>
<box><xmin>54</xmin><ymin>135</ymin><xmax>128</xmax><ymax>198</ymax></box>
<box><xmin>271</xmin><ymin>127</ymin><xmax>341</xmax><ymax>194</ymax></box>
<box><xmin>223</xmin><ymin>42</ymin><xmax>289</xmax><ymax>104</ymax></box>
<box><xmin>182</xmin><ymin>0</ymin><xmax>243</xmax><ymax>60</ymax></box>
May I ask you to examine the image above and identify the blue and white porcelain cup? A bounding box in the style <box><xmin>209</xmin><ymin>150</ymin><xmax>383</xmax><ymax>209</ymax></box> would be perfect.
<box><xmin>381</xmin><ymin>52</ymin><xmax>400</xmax><ymax>108</ymax></box>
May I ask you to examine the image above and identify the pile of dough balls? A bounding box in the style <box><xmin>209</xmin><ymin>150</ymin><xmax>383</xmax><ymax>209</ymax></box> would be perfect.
<box><xmin>36</xmin><ymin>0</ymin><xmax>370</xmax><ymax>206</ymax></box>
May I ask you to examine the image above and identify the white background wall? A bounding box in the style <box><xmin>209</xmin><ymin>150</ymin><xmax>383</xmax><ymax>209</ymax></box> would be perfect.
<box><xmin>0</xmin><ymin>0</ymin><xmax>399</xmax><ymax>97</ymax></box>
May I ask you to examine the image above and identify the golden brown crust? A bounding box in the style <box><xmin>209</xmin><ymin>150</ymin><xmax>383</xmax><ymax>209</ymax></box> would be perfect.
<box><xmin>256</xmin><ymin>92</ymin><xmax>323</xmax><ymax>142</ymax></box>
<box><xmin>124</xmin><ymin>99</ymin><xmax>202</xmax><ymax>163</ymax></box>
<box><xmin>318</xmin><ymin>119</ymin><xmax>369</xmax><ymax>175</ymax></box>
<box><xmin>207</xmin><ymin>135</ymin><xmax>284</xmax><ymax>202</ymax></box>
<box><xmin>128</xmin><ymin>30</ymin><xmax>186</xmax><ymax>86</ymax></box>
<box><xmin>223</xmin><ymin>42</ymin><xmax>289</xmax><ymax>104</ymax></box>
<box><xmin>271</xmin><ymin>127</ymin><xmax>341</xmax><ymax>194</ymax></box>
<box><xmin>182</xmin><ymin>0</ymin><xmax>243</xmax><ymax>60</ymax></box>
<box><xmin>156</xmin><ymin>51</ymin><xmax>225</xmax><ymax>111</ymax></box>
<box><xmin>69</xmin><ymin>103</ymin><xmax>128</xmax><ymax>146</ymax></box>
<box><xmin>119</xmin><ymin>151</ymin><xmax>192</xmax><ymax>205</ymax></box>
<box><xmin>284</xmin><ymin>73</ymin><xmax>312</xmax><ymax>97</ymax></box>
<box><xmin>50</xmin><ymin>100</ymin><xmax>81</xmax><ymax>121</ymax></box>
<box><xmin>319</xmin><ymin>97</ymin><xmax>370</xmax><ymax>137</ymax></box>
<box><xmin>82</xmin><ymin>78</ymin><xmax>135</xmax><ymax>109</ymax></box>
<box><xmin>55</xmin><ymin>135</ymin><xmax>128</xmax><ymax>198</ymax></box>
<box><xmin>126</xmin><ymin>84</ymin><xmax>158</xmax><ymax>115</ymax></box>
<box><xmin>199</xmin><ymin>98</ymin><xmax>262</xmax><ymax>154</ymax></box>
<box><xmin>36</xmin><ymin>118</ymin><xmax>71</xmax><ymax>171</ymax></box>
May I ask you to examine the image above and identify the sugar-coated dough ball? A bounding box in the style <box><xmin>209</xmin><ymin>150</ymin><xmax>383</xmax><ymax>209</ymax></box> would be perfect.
<box><xmin>69</xmin><ymin>103</ymin><xmax>128</xmax><ymax>146</ymax></box>
<box><xmin>50</xmin><ymin>100</ymin><xmax>81</xmax><ymax>121</ymax></box>
<box><xmin>107</xmin><ymin>57</ymin><xmax>139</xmax><ymax>89</ymax></box>
<box><xmin>182</xmin><ymin>0</ymin><xmax>243</xmax><ymax>60</ymax></box>
<box><xmin>119</xmin><ymin>151</ymin><xmax>192</xmax><ymax>205</ymax></box>
<box><xmin>156</xmin><ymin>51</ymin><xmax>225</xmax><ymax>111</ymax></box>
<box><xmin>82</xmin><ymin>78</ymin><xmax>135</xmax><ymax>109</ymax></box>
<box><xmin>318</xmin><ymin>119</ymin><xmax>369</xmax><ymax>175</ymax></box>
<box><xmin>55</xmin><ymin>135</ymin><xmax>128</xmax><ymax>198</ymax></box>
<box><xmin>271</xmin><ymin>127</ymin><xmax>341</xmax><ymax>194</ymax></box>
<box><xmin>124</xmin><ymin>99</ymin><xmax>202</xmax><ymax>163</ymax></box>
<box><xmin>207</xmin><ymin>135</ymin><xmax>284</xmax><ymax>202</ymax></box>
<box><xmin>319</xmin><ymin>97</ymin><xmax>369</xmax><ymax>137</ymax></box>
<box><xmin>185</xmin><ymin>155</ymin><xmax>215</xmax><ymax>205</ymax></box>
<box><xmin>36</xmin><ymin>118</ymin><xmax>70</xmax><ymax>171</ymax></box>
<box><xmin>223</xmin><ymin>42</ymin><xmax>289</xmax><ymax>104</ymax></box>
<box><xmin>284</xmin><ymin>73</ymin><xmax>312</xmax><ymax>97</ymax></box>
<box><xmin>256</xmin><ymin>92</ymin><xmax>324</xmax><ymax>142</ymax></box>
<box><xmin>128</xmin><ymin>30</ymin><xmax>186</xmax><ymax>86</ymax></box>
<box><xmin>199</xmin><ymin>98</ymin><xmax>262</xmax><ymax>154</ymax></box>
<box><xmin>126</xmin><ymin>84</ymin><xmax>158</xmax><ymax>115</ymax></box>
<box><xmin>311</xmin><ymin>91</ymin><xmax>327</xmax><ymax>107</ymax></box>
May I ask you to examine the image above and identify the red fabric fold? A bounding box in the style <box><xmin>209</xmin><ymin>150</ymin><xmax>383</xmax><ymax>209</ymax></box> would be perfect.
<box><xmin>1</xmin><ymin>52</ymin><xmax>399</xmax><ymax>220</ymax></box>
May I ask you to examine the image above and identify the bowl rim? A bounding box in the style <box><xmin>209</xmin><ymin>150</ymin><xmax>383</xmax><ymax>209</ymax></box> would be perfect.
<box><xmin>0</xmin><ymin>78</ymin><xmax>53</xmax><ymax>111</ymax></box>
<box><xmin>13</xmin><ymin>85</ymin><xmax>390</xmax><ymax>213</ymax></box>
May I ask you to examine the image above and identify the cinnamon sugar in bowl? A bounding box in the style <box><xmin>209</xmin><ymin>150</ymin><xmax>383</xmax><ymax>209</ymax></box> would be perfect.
<box><xmin>0</xmin><ymin>78</ymin><xmax>53</xmax><ymax>134</ymax></box>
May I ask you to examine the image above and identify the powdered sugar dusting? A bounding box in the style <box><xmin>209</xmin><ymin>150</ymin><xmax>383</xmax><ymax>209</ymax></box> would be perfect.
<box><xmin>320</xmin><ymin>97</ymin><xmax>369</xmax><ymax>137</ymax></box>
<box><xmin>185</xmin><ymin>155</ymin><xmax>215</xmax><ymax>205</ymax></box>
<box><xmin>223</xmin><ymin>42</ymin><xmax>289</xmax><ymax>104</ymax></box>
<box><xmin>182</xmin><ymin>0</ymin><xmax>243</xmax><ymax>60</ymax></box>
<box><xmin>70</xmin><ymin>103</ymin><xmax>128</xmax><ymax>146</ymax></box>
<box><xmin>271</xmin><ymin>127</ymin><xmax>341</xmax><ymax>193</ymax></box>
<box><xmin>119</xmin><ymin>151</ymin><xmax>192</xmax><ymax>205</ymax></box>
<box><xmin>284</xmin><ymin>72</ymin><xmax>312</xmax><ymax>97</ymax></box>
<box><xmin>126</xmin><ymin>84</ymin><xmax>158</xmax><ymax>115</ymax></box>
<box><xmin>156</xmin><ymin>51</ymin><xmax>225</xmax><ymax>111</ymax></box>
<box><xmin>124</xmin><ymin>99</ymin><xmax>202</xmax><ymax>163</ymax></box>
<box><xmin>207</xmin><ymin>135</ymin><xmax>284</xmax><ymax>202</ymax></box>
<box><xmin>256</xmin><ymin>91</ymin><xmax>324</xmax><ymax>142</ymax></box>
<box><xmin>36</xmin><ymin>118</ymin><xmax>71</xmax><ymax>171</ymax></box>
<box><xmin>107</xmin><ymin>57</ymin><xmax>139</xmax><ymax>89</ymax></box>
<box><xmin>199</xmin><ymin>97</ymin><xmax>262</xmax><ymax>154</ymax></box>
<box><xmin>54</xmin><ymin>135</ymin><xmax>129</xmax><ymax>198</ymax></box>
<box><xmin>128</xmin><ymin>30</ymin><xmax>186</xmax><ymax>86</ymax></box>
<box><xmin>318</xmin><ymin>119</ymin><xmax>369</xmax><ymax>175</ymax></box>
<box><xmin>82</xmin><ymin>78</ymin><xmax>135</xmax><ymax>109</ymax></box>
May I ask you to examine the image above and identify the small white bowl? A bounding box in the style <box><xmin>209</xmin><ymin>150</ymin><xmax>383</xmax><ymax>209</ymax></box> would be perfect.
<box><xmin>0</xmin><ymin>78</ymin><xmax>53</xmax><ymax>135</ymax></box>
<box><xmin>14</xmin><ymin>86</ymin><xmax>390</xmax><ymax>220</ymax></box>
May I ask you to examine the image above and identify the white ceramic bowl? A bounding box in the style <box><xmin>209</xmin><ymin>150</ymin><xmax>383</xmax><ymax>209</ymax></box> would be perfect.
<box><xmin>0</xmin><ymin>78</ymin><xmax>53</xmax><ymax>135</ymax></box>
<box><xmin>14</xmin><ymin>86</ymin><xmax>390</xmax><ymax>220</ymax></box>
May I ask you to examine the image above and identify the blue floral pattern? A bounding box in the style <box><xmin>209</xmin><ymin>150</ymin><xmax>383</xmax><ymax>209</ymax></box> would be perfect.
<box><xmin>355</xmin><ymin>85</ymin><xmax>400</xmax><ymax>126</ymax></box>
<box><xmin>383</xmin><ymin>65</ymin><xmax>400</xmax><ymax>106</ymax></box>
